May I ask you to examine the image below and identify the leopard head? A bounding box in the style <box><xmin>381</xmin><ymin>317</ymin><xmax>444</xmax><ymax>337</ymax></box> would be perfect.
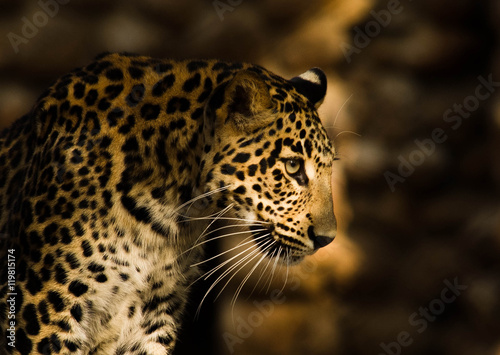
<box><xmin>198</xmin><ymin>66</ymin><xmax>336</xmax><ymax>264</ymax></box>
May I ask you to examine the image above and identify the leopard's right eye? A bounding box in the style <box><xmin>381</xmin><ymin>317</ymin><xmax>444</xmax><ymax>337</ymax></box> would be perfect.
<box><xmin>285</xmin><ymin>159</ymin><xmax>302</xmax><ymax>175</ymax></box>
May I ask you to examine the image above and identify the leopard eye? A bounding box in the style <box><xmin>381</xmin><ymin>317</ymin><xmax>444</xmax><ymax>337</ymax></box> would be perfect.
<box><xmin>285</xmin><ymin>159</ymin><xmax>301</xmax><ymax>175</ymax></box>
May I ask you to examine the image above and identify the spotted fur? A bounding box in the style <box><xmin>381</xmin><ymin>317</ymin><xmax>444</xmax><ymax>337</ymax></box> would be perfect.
<box><xmin>0</xmin><ymin>53</ymin><xmax>337</xmax><ymax>354</ymax></box>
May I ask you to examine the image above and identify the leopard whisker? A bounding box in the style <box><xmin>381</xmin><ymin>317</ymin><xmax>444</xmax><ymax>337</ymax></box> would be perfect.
<box><xmin>192</xmin><ymin>233</ymin><xmax>269</xmax><ymax>278</ymax></box>
<box><xmin>196</xmin><ymin>236</ymin><xmax>273</xmax><ymax>317</ymax></box>
<box><xmin>252</xmin><ymin>247</ymin><xmax>278</xmax><ymax>295</ymax></box>
<box><xmin>279</xmin><ymin>248</ymin><xmax>290</xmax><ymax>296</ymax></box>
<box><xmin>189</xmin><ymin>235</ymin><xmax>271</xmax><ymax>309</ymax></box>
<box><xmin>185</xmin><ymin>203</ymin><xmax>234</xmax><ymax>261</ymax></box>
<box><xmin>176</xmin><ymin>210</ymin><xmax>232</xmax><ymax>223</ymax></box>
<box><xmin>230</xmin><ymin>240</ymin><xmax>276</xmax><ymax>317</ymax></box>
<box><xmin>212</xmin><ymin>238</ymin><xmax>273</xmax><ymax>301</ymax></box>
<box><xmin>179</xmin><ymin>224</ymin><xmax>266</xmax><ymax>258</ymax></box>
<box><xmin>333</xmin><ymin>93</ymin><xmax>353</xmax><ymax>128</ymax></box>
<box><xmin>194</xmin><ymin>216</ymin><xmax>266</xmax><ymax>243</ymax></box>
<box><xmin>201</xmin><ymin>222</ymin><xmax>266</xmax><ymax>238</ymax></box>
<box><xmin>266</xmin><ymin>245</ymin><xmax>283</xmax><ymax>293</ymax></box>
<box><xmin>189</xmin><ymin>233</ymin><xmax>270</xmax><ymax>282</ymax></box>
<box><xmin>193</xmin><ymin>236</ymin><xmax>266</xmax><ymax>316</ymax></box>
<box><xmin>179</xmin><ymin>215</ymin><xmax>268</xmax><ymax>225</ymax></box>
<box><xmin>335</xmin><ymin>130</ymin><xmax>361</xmax><ymax>139</ymax></box>
<box><xmin>177</xmin><ymin>203</ymin><xmax>234</xmax><ymax>225</ymax></box>
<box><xmin>174</xmin><ymin>184</ymin><xmax>232</xmax><ymax>214</ymax></box>
<box><xmin>218</xmin><ymin>237</ymin><xmax>276</xmax><ymax>302</ymax></box>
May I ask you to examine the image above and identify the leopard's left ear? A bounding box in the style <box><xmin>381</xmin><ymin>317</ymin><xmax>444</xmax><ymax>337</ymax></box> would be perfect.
<box><xmin>206</xmin><ymin>70</ymin><xmax>274</xmax><ymax>135</ymax></box>
<box><xmin>289</xmin><ymin>68</ymin><xmax>327</xmax><ymax>108</ymax></box>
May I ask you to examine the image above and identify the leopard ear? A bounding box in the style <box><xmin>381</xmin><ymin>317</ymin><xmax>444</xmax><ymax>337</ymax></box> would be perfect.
<box><xmin>206</xmin><ymin>70</ymin><xmax>274</xmax><ymax>134</ymax></box>
<box><xmin>289</xmin><ymin>68</ymin><xmax>327</xmax><ymax>108</ymax></box>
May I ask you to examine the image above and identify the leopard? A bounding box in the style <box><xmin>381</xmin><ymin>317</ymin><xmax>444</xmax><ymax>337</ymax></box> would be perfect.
<box><xmin>0</xmin><ymin>52</ymin><xmax>337</xmax><ymax>354</ymax></box>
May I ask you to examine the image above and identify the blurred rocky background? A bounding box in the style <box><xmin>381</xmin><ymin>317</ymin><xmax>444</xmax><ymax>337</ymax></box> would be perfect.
<box><xmin>1</xmin><ymin>0</ymin><xmax>499</xmax><ymax>354</ymax></box>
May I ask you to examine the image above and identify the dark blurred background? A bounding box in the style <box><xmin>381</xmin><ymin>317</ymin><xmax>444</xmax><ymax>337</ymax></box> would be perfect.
<box><xmin>1</xmin><ymin>0</ymin><xmax>499</xmax><ymax>354</ymax></box>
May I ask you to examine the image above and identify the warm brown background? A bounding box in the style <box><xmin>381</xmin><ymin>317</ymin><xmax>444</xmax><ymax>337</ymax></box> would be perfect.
<box><xmin>1</xmin><ymin>0</ymin><xmax>499</xmax><ymax>354</ymax></box>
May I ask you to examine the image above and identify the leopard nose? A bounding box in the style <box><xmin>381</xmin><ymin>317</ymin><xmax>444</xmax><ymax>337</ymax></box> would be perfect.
<box><xmin>313</xmin><ymin>235</ymin><xmax>335</xmax><ymax>250</ymax></box>
<box><xmin>308</xmin><ymin>226</ymin><xmax>336</xmax><ymax>250</ymax></box>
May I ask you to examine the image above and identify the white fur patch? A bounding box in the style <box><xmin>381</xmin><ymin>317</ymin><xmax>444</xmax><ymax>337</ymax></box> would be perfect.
<box><xmin>305</xmin><ymin>161</ymin><xmax>316</xmax><ymax>181</ymax></box>
<box><xmin>299</xmin><ymin>70</ymin><xmax>321</xmax><ymax>85</ymax></box>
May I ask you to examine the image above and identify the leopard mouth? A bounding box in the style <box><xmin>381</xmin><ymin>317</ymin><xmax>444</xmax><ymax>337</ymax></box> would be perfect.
<box><xmin>249</xmin><ymin>223</ymin><xmax>307</xmax><ymax>263</ymax></box>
